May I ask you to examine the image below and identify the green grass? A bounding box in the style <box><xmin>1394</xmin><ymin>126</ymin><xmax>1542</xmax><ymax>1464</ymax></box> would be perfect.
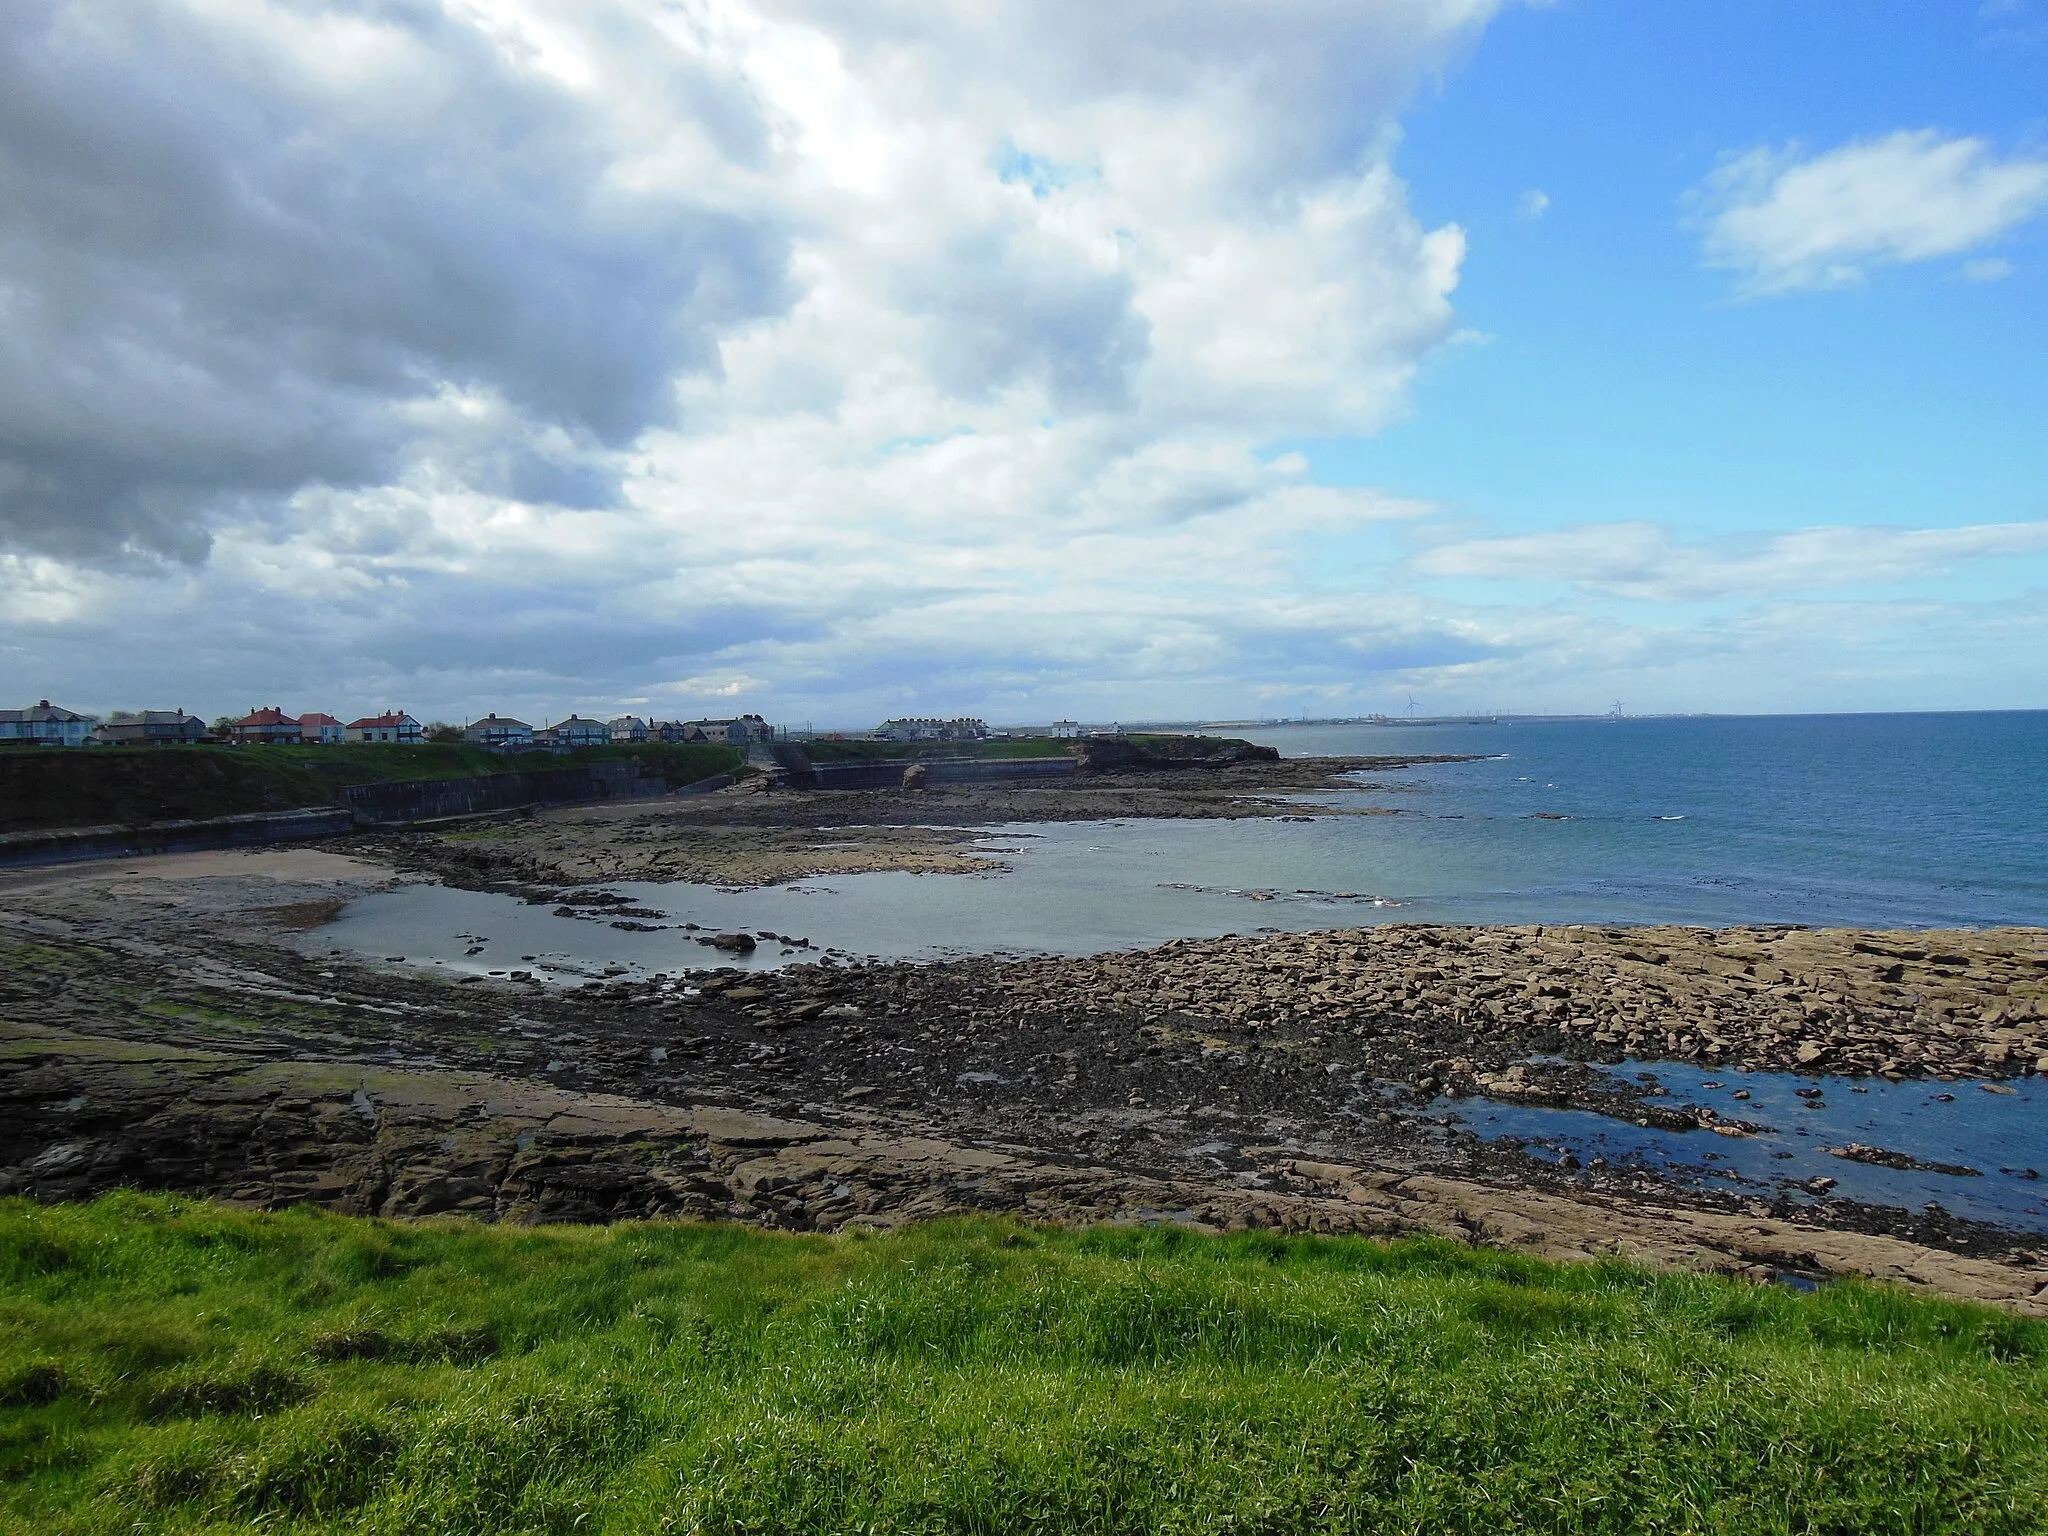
<box><xmin>2</xmin><ymin>1198</ymin><xmax>2043</xmax><ymax>1533</ymax></box>
<box><xmin>0</xmin><ymin>742</ymin><xmax>744</xmax><ymax>833</ymax></box>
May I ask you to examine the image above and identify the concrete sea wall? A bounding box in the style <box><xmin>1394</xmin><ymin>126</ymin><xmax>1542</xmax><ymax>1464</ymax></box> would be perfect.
<box><xmin>340</xmin><ymin>760</ymin><xmax>660</xmax><ymax>826</ymax></box>
<box><xmin>0</xmin><ymin>807</ymin><xmax>357</xmax><ymax>868</ymax></box>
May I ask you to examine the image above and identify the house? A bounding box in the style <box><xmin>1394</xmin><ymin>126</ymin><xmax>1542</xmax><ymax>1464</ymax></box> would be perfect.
<box><xmin>94</xmin><ymin>710</ymin><xmax>206</xmax><ymax>746</ymax></box>
<box><xmin>0</xmin><ymin>700</ymin><xmax>98</xmax><ymax>747</ymax></box>
<box><xmin>465</xmin><ymin>713</ymin><xmax>534</xmax><ymax>749</ymax></box>
<box><xmin>345</xmin><ymin>711</ymin><xmax>422</xmax><ymax>745</ymax></box>
<box><xmin>297</xmin><ymin>712</ymin><xmax>346</xmax><ymax>745</ymax></box>
<box><xmin>225</xmin><ymin>707</ymin><xmax>301</xmax><ymax>745</ymax></box>
<box><xmin>609</xmin><ymin>715</ymin><xmax>649</xmax><ymax>744</ymax></box>
<box><xmin>541</xmin><ymin>716</ymin><xmax>611</xmax><ymax>749</ymax></box>
<box><xmin>662</xmin><ymin>713</ymin><xmax>773</xmax><ymax>745</ymax></box>
<box><xmin>873</xmin><ymin>717</ymin><xmax>988</xmax><ymax>743</ymax></box>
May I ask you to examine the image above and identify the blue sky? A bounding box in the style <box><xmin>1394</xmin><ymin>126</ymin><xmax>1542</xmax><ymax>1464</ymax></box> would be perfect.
<box><xmin>1332</xmin><ymin>0</ymin><xmax>2047</xmax><ymax>533</ymax></box>
<box><xmin>1</xmin><ymin>0</ymin><xmax>2044</xmax><ymax>725</ymax></box>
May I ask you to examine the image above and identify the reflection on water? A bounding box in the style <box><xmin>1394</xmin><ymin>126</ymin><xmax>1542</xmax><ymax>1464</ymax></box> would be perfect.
<box><xmin>314</xmin><ymin>820</ymin><xmax>1429</xmax><ymax>982</ymax></box>
<box><xmin>1434</xmin><ymin>1058</ymin><xmax>2048</xmax><ymax>1231</ymax></box>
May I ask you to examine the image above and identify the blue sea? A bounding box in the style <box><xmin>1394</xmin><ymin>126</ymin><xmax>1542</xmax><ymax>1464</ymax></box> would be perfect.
<box><xmin>1231</xmin><ymin>710</ymin><xmax>2048</xmax><ymax>931</ymax></box>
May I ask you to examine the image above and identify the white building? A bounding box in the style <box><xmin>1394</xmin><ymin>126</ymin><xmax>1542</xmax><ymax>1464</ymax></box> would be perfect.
<box><xmin>609</xmin><ymin>715</ymin><xmax>649</xmax><ymax>743</ymax></box>
<box><xmin>874</xmin><ymin>717</ymin><xmax>988</xmax><ymax>743</ymax></box>
<box><xmin>0</xmin><ymin>700</ymin><xmax>97</xmax><ymax>746</ymax></box>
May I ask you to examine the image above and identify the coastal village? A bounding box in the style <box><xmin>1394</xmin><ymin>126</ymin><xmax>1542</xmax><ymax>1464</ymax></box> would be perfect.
<box><xmin>1</xmin><ymin>699</ymin><xmax>1012</xmax><ymax>751</ymax></box>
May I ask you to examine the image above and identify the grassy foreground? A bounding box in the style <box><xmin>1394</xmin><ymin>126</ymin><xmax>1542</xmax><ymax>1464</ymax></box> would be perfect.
<box><xmin>2</xmin><ymin>1198</ymin><xmax>2044</xmax><ymax>1534</ymax></box>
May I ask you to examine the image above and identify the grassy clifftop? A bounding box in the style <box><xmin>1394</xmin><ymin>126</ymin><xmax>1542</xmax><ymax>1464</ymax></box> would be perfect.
<box><xmin>0</xmin><ymin>742</ymin><xmax>743</xmax><ymax>835</ymax></box>
<box><xmin>2</xmin><ymin>1196</ymin><xmax>2042</xmax><ymax>1534</ymax></box>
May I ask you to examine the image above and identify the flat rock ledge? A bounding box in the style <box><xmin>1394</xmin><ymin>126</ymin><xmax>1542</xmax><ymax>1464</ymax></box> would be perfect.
<box><xmin>7</xmin><ymin>1029</ymin><xmax>2043</xmax><ymax>1316</ymax></box>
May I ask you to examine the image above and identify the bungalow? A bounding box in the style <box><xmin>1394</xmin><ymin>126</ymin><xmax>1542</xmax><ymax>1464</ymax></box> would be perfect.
<box><xmin>0</xmin><ymin>700</ymin><xmax>97</xmax><ymax>747</ymax></box>
<box><xmin>226</xmin><ymin>707</ymin><xmax>301</xmax><ymax>745</ymax></box>
<box><xmin>465</xmin><ymin>713</ymin><xmax>534</xmax><ymax>750</ymax></box>
<box><xmin>541</xmin><ymin>716</ymin><xmax>611</xmax><ymax>749</ymax></box>
<box><xmin>95</xmin><ymin>710</ymin><xmax>205</xmax><ymax>746</ymax></box>
<box><xmin>345</xmin><ymin>711</ymin><xmax>422</xmax><ymax>745</ymax></box>
<box><xmin>297</xmin><ymin>712</ymin><xmax>346</xmax><ymax>745</ymax></box>
<box><xmin>609</xmin><ymin>715</ymin><xmax>649</xmax><ymax>744</ymax></box>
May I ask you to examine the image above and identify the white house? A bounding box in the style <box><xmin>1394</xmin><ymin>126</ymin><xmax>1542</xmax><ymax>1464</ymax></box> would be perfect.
<box><xmin>874</xmin><ymin>717</ymin><xmax>988</xmax><ymax>743</ymax></box>
<box><xmin>0</xmin><ymin>700</ymin><xmax>97</xmax><ymax>746</ymax></box>
<box><xmin>609</xmin><ymin>715</ymin><xmax>649</xmax><ymax>743</ymax></box>
<box><xmin>297</xmin><ymin>712</ymin><xmax>346</xmax><ymax>745</ymax></box>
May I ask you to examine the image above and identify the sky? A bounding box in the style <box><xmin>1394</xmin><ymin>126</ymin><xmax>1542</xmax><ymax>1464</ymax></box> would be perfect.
<box><xmin>1</xmin><ymin>0</ymin><xmax>2044</xmax><ymax>728</ymax></box>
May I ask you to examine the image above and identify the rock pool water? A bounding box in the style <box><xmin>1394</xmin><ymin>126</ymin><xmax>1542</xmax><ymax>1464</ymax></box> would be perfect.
<box><xmin>1436</xmin><ymin>1060</ymin><xmax>2048</xmax><ymax>1231</ymax></box>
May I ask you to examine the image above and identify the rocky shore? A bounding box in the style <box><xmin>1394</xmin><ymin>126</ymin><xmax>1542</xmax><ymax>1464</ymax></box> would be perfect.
<box><xmin>356</xmin><ymin>752</ymin><xmax>1471</xmax><ymax>889</ymax></box>
<box><xmin>3</xmin><ymin>847</ymin><xmax>2045</xmax><ymax>1311</ymax></box>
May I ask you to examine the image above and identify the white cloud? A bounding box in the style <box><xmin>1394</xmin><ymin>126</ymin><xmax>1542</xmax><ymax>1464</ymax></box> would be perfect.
<box><xmin>1413</xmin><ymin>519</ymin><xmax>2048</xmax><ymax>601</ymax></box>
<box><xmin>1517</xmin><ymin>188</ymin><xmax>1549</xmax><ymax>220</ymax></box>
<box><xmin>1693</xmin><ymin>130</ymin><xmax>2048</xmax><ymax>296</ymax></box>
<box><xmin>0</xmin><ymin>0</ymin><xmax>1502</xmax><ymax>721</ymax></box>
<box><xmin>1963</xmin><ymin>256</ymin><xmax>2018</xmax><ymax>282</ymax></box>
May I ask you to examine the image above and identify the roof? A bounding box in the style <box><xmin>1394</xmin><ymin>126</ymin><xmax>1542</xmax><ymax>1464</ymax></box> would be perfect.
<box><xmin>3</xmin><ymin>701</ymin><xmax>93</xmax><ymax>723</ymax></box>
<box><xmin>297</xmin><ymin>712</ymin><xmax>343</xmax><ymax>726</ymax></box>
<box><xmin>471</xmin><ymin>714</ymin><xmax>531</xmax><ymax>729</ymax></box>
<box><xmin>346</xmin><ymin>712</ymin><xmax>417</xmax><ymax>729</ymax></box>
<box><xmin>233</xmin><ymin>707</ymin><xmax>298</xmax><ymax>727</ymax></box>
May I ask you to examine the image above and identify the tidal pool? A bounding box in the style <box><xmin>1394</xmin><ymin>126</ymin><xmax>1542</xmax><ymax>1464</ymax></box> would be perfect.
<box><xmin>311</xmin><ymin>820</ymin><xmax>1413</xmax><ymax>983</ymax></box>
<box><xmin>1434</xmin><ymin>1059</ymin><xmax>2048</xmax><ymax>1231</ymax></box>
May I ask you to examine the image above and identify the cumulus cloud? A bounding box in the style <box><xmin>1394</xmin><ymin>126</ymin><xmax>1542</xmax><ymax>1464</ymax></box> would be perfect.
<box><xmin>0</xmin><ymin>0</ymin><xmax>796</xmax><ymax>562</ymax></box>
<box><xmin>1413</xmin><ymin>519</ymin><xmax>2048</xmax><ymax>601</ymax></box>
<box><xmin>1692</xmin><ymin>130</ymin><xmax>2048</xmax><ymax>295</ymax></box>
<box><xmin>1</xmin><ymin>0</ymin><xmax>1497</xmax><ymax>717</ymax></box>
